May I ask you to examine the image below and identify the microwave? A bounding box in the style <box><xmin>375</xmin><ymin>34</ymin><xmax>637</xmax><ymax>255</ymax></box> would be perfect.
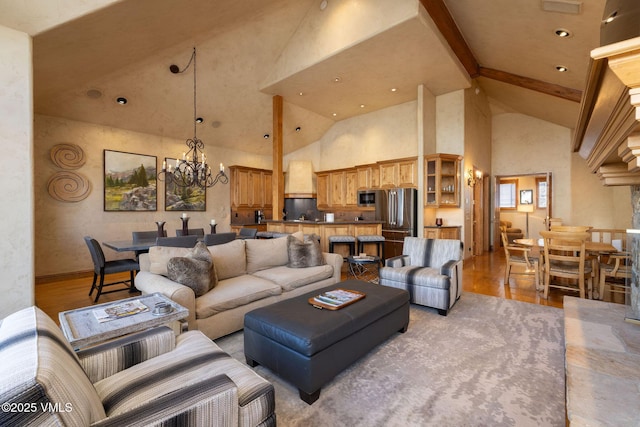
<box><xmin>357</xmin><ymin>190</ymin><xmax>377</xmax><ymax>207</ymax></box>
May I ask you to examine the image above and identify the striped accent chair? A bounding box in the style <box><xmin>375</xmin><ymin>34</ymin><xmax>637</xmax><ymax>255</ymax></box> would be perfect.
<box><xmin>379</xmin><ymin>237</ymin><xmax>463</xmax><ymax>316</ymax></box>
<box><xmin>0</xmin><ymin>306</ymin><xmax>275</xmax><ymax>426</ymax></box>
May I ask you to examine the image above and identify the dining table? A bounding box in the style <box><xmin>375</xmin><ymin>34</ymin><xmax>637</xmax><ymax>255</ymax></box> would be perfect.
<box><xmin>513</xmin><ymin>238</ymin><xmax>617</xmax><ymax>253</ymax></box>
<box><xmin>514</xmin><ymin>237</ymin><xmax>618</xmax><ymax>300</ymax></box>
<box><xmin>102</xmin><ymin>239</ymin><xmax>157</xmax><ymax>253</ymax></box>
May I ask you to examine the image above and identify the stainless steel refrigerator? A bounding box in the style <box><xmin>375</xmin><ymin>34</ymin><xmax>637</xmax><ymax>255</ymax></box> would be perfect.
<box><xmin>374</xmin><ymin>188</ymin><xmax>418</xmax><ymax>259</ymax></box>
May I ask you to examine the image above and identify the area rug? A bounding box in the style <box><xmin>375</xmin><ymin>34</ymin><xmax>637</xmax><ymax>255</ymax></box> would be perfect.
<box><xmin>215</xmin><ymin>293</ymin><xmax>565</xmax><ymax>427</ymax></box>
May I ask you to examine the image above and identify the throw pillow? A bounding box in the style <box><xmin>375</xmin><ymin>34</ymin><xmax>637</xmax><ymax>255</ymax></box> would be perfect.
<box><xmin>287</xmin><ymin>234</ymin><xmax>325</xmax><ymax>268</ymax></box>
<box><xmin>147</xmin><ymin>246</ymin><xmax>191</xmax><ymax>276</ymax></box>
<box><xmin>166</xmin><ymin>242</ymin><xmax>217</xmax><ymax>297</ymax></box>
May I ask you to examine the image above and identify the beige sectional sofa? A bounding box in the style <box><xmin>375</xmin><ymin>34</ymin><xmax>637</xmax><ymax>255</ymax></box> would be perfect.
<box><xmin>135</xmin><ymin>233</ymin><xmax>343</xmax><ymax>340</ymax></box>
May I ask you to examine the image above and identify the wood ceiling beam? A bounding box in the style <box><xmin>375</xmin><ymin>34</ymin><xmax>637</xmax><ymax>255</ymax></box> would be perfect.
<box><xmin>421</xmin><ymin>0</ymin><xmax>582</xmax><ymax>103</ymax></box>
<box><xmin>420</xmin><ymin>0</ymin><xmax>479</xmax><ymax>78</ymax></box>
<box><xmin>479</xmin><ymin>67</ymin><xmax>583</xmax><ymax>103</ymax></box>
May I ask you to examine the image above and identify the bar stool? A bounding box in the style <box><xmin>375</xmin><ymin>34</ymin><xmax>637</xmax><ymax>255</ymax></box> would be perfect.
<box><xmin>357</xmin><ymin>235</ymin><xmax>385</xmax><ymax>261</ymax></box>
<box><xmin>328</xmin><ymin>235</ymin><xmax>356</xmax><ymax>259</ymax></box>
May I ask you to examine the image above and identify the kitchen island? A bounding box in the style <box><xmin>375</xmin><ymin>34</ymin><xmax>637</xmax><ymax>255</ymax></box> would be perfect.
<box><xmin>266</xmin><ymin>220</ymin><xmax>382</xmax><ymax>256</ymax></box>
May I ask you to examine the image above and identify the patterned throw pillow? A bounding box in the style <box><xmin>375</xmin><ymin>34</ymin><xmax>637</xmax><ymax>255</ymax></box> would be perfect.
<box><xmin>167</xmin><ymin>242</ymin><xmax>217</xmax><ymax>296</ymax></box>
<box><xmin>287</xmin><ymin>234</ymin><xmax>325</xmax><ymax>268</ymax></box>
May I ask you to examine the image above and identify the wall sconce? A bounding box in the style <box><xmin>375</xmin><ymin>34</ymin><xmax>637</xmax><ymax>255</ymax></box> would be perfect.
<box><xmin>467</xmin><ymin>169</ymin><xmax>482</xmax><ymax>187</ymax></box>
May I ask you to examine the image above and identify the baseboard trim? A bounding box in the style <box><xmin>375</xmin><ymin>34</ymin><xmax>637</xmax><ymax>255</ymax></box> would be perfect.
<box><xmin>36</xmin><ymin>270</ymin><xmax>93</xmax><ymax>285</ymax></box>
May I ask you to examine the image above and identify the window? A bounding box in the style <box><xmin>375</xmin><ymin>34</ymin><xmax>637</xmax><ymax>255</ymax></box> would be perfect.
<box><xmin>499</xmin><ymin>179</ymin><xmax>517</xmax><ymax>209</ymax></box>
<box><xmin>536</xmin><ymin>178</ymin><xmax>547</xmax><ymax>208</ymax></box>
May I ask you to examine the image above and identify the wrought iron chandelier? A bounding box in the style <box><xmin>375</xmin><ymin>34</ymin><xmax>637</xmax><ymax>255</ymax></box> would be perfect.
<box><xmin>159</xmin><ymin>47</ymin><xmax>228</xmax><ymax>189</ymax></box>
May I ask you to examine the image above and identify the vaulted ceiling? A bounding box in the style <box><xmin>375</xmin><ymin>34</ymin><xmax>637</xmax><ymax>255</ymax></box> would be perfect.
<box><xmin>0</xmin><ymin>0</ymin><xmax>607</xmax><ymax>156</ymax></box>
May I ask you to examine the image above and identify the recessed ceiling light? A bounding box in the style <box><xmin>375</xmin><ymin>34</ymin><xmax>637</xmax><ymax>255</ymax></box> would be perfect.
<box><xmin>116</xmin><ymin>97</ymin><xmax>128</xmax><ymax>105</ymax></box>
<box><xmin>391</xmin><ymin>88</ymin><xmax>397</xmax><ymax>92</ymax></box>
<box><xmin>556</xmin><ymin>65</ymin><xmax>568</xmax><ymax>72</ymax></box>
<box><xmin>299</xmin><ymin>92</ymin><xmax>304</xmax><ymax>96</ymax></box>
<box><xmin>295</xmin><ymin>126</ymin><xmax>301</xmax><ymax>132</ymax></box>
<box><xmin>195</xmin><ymin>117</ymin><xmax>204</xmax><ymax>124</ymax></box>
<box><xmin>263</xmin><ymin>134</ymin><xmax>270</xmax><ymax>139</ymax></box>
<box><xmin>333</xmin><ymin>77</ymin><xmax>341</xmax><ymax>83</ymax></box>
<box><xmin>360</xmin><ymin>104</ymin><xmax>365</xmax><ymax>108</ymax></box>
<box><xmin>332</xmin><ymin>113</ymin><xmax>337</xmax><ymax>117</ymax></box>
<box><xmin>604</xmin><ymin>10</ymin><xmax>617</xmax><ymax>24</ymax></box>
<box><xmin>554</xmin><ymin>28</ymin><xmax>571</xmax><ymax>37</ymax></box>
<box><xmin>86</xmin><ymin>89</ymin><xmax>102</xmax><ymax>99</ymax></box>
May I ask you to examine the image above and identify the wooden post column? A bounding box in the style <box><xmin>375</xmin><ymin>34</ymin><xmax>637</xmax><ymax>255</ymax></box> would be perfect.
<box><xmin>272</xmin><ymin>95</ymin><xmax>284</xmax><ymax>220</ymax></box>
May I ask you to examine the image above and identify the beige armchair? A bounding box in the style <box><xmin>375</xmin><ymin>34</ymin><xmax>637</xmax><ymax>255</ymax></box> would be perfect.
<box><xmin>0</xmin><ymin>306</ymin><xmax>275</xmax><ymax>426</ymax></box>
<box><xmin>499</xmin><ymin>220</ymin><xmax>524</xmax><ymax>245</ymax></box>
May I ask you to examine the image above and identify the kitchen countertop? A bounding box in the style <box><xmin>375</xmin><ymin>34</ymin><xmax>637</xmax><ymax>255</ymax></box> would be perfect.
<box><xmin>265</xmin><ymin>220</ymin><xmax>383</xmax><ymax>225</ymax></box>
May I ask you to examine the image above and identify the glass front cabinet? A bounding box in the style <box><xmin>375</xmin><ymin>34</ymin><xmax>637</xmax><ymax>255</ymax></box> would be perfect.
<box><xmin>424</xmin><ymin>153</ymin><xmax>462</xmax><ymax>208</ymax></box>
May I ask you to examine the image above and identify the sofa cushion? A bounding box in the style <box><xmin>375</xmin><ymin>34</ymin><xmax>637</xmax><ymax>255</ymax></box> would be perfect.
<box><xmin>253</xmin><ymin>265</ymin><xmax>334</xmax><ymax>291</ymax></box>
<box><xmin>209</xmin><ymin>239</ymin><xmax>247</xmax><ymax>280</ymax></box>
<box><xmin>287</xmin><ymin>235</ymin><xmax>325</xmax><ymax>268</ymax></box>
<box><xmin>245</xmin><ymin>231</ymin><xmax>304</xmax><ymax>273</ymax></box>
<box><xmin>167</xmin><ymin>242</ymin><xmax>217</xmax><ymax>297</ymax></box>
<box><xmin>195</xmin><ymin>275</ymin><xmax>282</xmax><ymax>318</ymax></box>
<box><xmin>0</xmin><ymin>306</ymin><xmax>106</xmax><ymax>426</ymax></box>
<box><xmin>379</xmin><ymin>265</ymin><xmax>451</xmax><ymax>290</ymax></box>
<box><xmin>148</xmin><ymin>246</ymin><xmax>191</xmax><ymax>276</ymax></box>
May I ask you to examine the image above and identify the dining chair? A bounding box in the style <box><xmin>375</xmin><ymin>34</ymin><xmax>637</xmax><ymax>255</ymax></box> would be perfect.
<box><xmin>176</xmin><ymin>228</ymin><xmax>205</xmax><ymax>237</ymax></box>
<box><xmin>132</xmin><ymin>230</ymin><xmax>166</xmax><ymax>258</ymax></box>
<box><xmin>501</xmin><ymin>232</ymin><xmax>540</xmax><ymax>290</ymax></box>
<box><xmin>540</xmin><ymin>230</ymin><xmax>593</xmax><ymax>299</ymax></box>
<box><xmin>83</xmin><ymin>236</ymin><xmax>139</xmax><ymax>303</ymax></box>
<box><xmin>237</xmin><ymin>227</ymin><xmax>258</xmax><ymax>239</ymax></box>
<box><xmin>599</xmin><ymin>251</ymin><xmax>631</xmax><ymax>301</ymax></box>
<box><xmin>203</xmin><ymin>232</ymin><xmax>237</xmax><ymax>246</ymax></box>
<box><xmin>156</xmin><ymin>235</ymin><xmax>199</xmax><ymax>248</ymax></box>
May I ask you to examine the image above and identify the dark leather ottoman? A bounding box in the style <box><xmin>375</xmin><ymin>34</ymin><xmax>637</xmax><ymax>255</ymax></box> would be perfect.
<box><xmin>243</xmin><ymin>279</ymin><xmax>410</xmax><ymax>404</ymax></box>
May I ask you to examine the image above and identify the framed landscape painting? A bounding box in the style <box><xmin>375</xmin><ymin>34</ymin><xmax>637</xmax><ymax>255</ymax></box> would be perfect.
<box><xmin>104</xmin><ymin>150</ymin><xmax>157</xmax><ymax>211</ymax></box>
<box><xmin>164</xmin><ymin>157</ymin><xmax>206</xmax><ymax>211</ymax></box>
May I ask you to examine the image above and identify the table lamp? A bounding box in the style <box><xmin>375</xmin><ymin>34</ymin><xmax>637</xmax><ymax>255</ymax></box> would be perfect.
<box><xmin>517</xmin><ymin>204</ymin><xmax>534</xmax><ymax>237</ymax></box>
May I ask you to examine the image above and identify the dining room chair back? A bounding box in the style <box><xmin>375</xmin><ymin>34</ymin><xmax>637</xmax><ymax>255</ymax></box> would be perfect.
<box><xmin>176</xmin><ymin>228</ymin><xmax>205</xmax><ymax>237</ymax></box>
<box><xmin>203</xmin><ymin>232</ymin><xmax>237</xmax><ymax>246</ymax></box>
<box><xmin>589</xmin><ymin>228</ymin><xmax>627</xmax><ymax>251</ymax></box>
<box><xmin>599</xmin><ymin>251</ymin><xmax>631</xmax><ymax>301</ymax></box>
<box><xmin>156</xmin><ymin>235</ymin><xmax>199</xmax><ymax>248</ymax></box>
<box><xmin>540</xmin><ymin>230</ymin><xmax>592</xmax><ymax>299</ymax></box>
<box><xmin>238</xmin><ymin>227</ymin><xmax>258</xmax><ymax>239</ymax></box>
<box><xmin>83</xmin><ymin>236</ymin><xmax>139</xmax><ymax>303</ymax></box>
<box><xmin>501</xmin><ymin>231</ymin><xmax>540</xmax><ymax>290</ymax></box>
<box><xmin>132</xmin><ymin>230</ymin><xmax>166</xmax><ymax>258</ymax></box>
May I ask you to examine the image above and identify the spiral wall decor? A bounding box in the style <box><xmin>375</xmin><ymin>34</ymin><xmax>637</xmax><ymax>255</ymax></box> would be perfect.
<box><xmin>50</xmin><ymin>143</ymin><xmax>86</xmax><ymax>169</ymax></box>
<box><xmin>48</xmin><ymin>143</ymin><xmax>91</xmax><ymax>202</ymax></box>
<box><xmin>47</xmin><ymin>171</ymin><xmax>91</xmax><ymax>202</ymax></box>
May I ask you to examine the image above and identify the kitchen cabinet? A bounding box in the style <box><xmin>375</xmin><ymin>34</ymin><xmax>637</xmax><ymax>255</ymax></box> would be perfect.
<box><xmin>316</xmin><ymin>168</ymin><xmax>358</xmax><ymax>209</ymax></box>
<box><xmin>229</xmin><ymin>166</ymin><xmax>272</xmax><ymax>209</ymax></box>
<box><xmin>330</xmin><ymin>171</ymin><xmax>345</xmax><ymax>207</ymax></box>
<box><xmin>316</xmin><ymin>172</ymin><xmax>330</xmax><ymax>209</ymax></box>
<box><xmin>424</xmin><ymin>226</ymin><xmax>461</xmax><ymax>240</ymax></box>
<box><xmin>344</xmin><ymin>169</ymin><xmax>358</xmax><ymax>207</ymax></box>
<box><xmin>424</xmin><ymin>154</ymin><xmax>461</xmax><ymax>208</ymax></box>
<box><xmin>378</xmin><ymin>157</ymin><xmax>418</xmax><ymax>188</ymax></box>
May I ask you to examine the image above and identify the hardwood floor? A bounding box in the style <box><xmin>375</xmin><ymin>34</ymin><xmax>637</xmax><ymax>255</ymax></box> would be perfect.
<box><xmin>38</xmin><ymin>248</ymin><xmax>607</xmax><ymax>323</ymax></box>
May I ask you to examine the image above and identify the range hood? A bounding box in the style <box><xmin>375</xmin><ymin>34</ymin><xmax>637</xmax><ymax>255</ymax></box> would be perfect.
<box><xmin>285</xmin><ymin>160</ymin><xmax>316</xmax><ymax>198</ymax></box>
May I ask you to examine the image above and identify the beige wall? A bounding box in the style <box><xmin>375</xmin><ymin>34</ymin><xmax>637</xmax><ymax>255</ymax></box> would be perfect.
<box><xmin>34</xmin><ymin>114</ymin><xmax>270</xmax><ymax>278</ymax></box>
<box><xmin>0</xmin><ymin>25</ymin><xmax>34</xmax><ymax>318</ymax></box>
<box><xmin>289</xmin><ymin>100</ymin><xmax>420</xmax><ymax>172</ymax></box>
<box><xmin>492</xmin><ymin>113</ymin><xmax>631</xmax><ymax>237</ymax></box>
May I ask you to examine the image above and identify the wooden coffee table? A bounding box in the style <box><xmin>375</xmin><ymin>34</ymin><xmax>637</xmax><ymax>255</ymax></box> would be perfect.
<box><xmin>58</xmin><ymin>293</ymin><xmax>188</xmax><ymax>350</ymax></box>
